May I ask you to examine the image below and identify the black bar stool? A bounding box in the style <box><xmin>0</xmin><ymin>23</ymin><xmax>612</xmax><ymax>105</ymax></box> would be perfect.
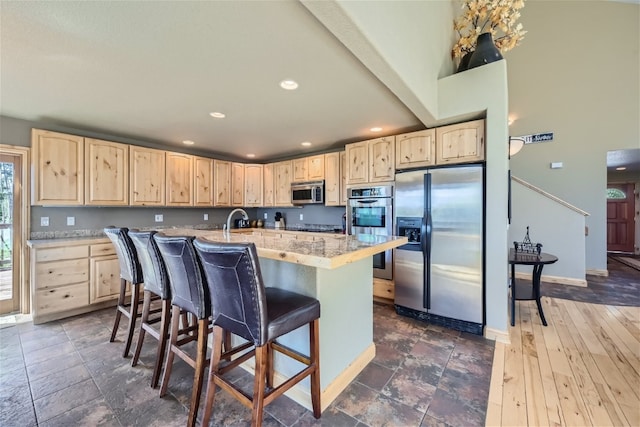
<box><xmin>193</xmin><ymin>239</ymin><xmax>321</xmax><ymax>427</ymax></box>
<box><xmin>104</xmin><ymin>226</ymin><xmax>144</xmax><ymax>358</ymax></box>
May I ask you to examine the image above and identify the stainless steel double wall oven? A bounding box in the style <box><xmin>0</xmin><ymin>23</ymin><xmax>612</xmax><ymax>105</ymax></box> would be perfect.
<box><xmin>346</xmin><ymin>185</ymin><xmax>393</xmax><ymax>280</ymax></box>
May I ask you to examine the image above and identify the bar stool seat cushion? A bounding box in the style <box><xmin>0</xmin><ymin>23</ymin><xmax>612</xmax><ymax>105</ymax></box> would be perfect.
<box><xmin>265</xmin><ymin>288</ymin><xmax>320</xmax><ymax>342</ymax></box>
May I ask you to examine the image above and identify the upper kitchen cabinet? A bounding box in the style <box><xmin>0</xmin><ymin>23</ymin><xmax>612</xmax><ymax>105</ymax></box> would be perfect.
<box><xmin>274</xmin><ymin>160</ymin><xmax>293</xmax><ymax>206</ymax></box>
<box><xmin>244</xmin><ymin>164</ymin><xmax>263</xmax><ymax>207</ymax></box>
<box><xmin>31</xmin><ymin>129</ymin><xmax>84</xmax><ymax>205</ymax></box>
<box><xmin>436</xmin><ymin>119</ymin><xmax>485</xmax><ymax>165</ymax></box>
<box><xmin>193</xmin><ymin>156</ymin><xmax>213</xmax><ymax>206</ymax></box>
<box><xmin>166</xmin><ymin>152</ymin><xmax>194</xmax><ymax>206</ymax></box>
<box><xmin>263</xmin><ymin>163</ymin><xmax>274</xmax><ymax>207</ymax></box>
<box><xmin>85</xmin><ymin>138</ymin><xmax>129</xmax><ymax>206</ymax></box>
<box><xmin>346</xmin><ymin>136</ymin><xmax>395</xmax><ymax>185</ymax></box>
<box><xmin>231</xmin><ymin>162</ymin><xmax>245</xmax><ymax>206</ymax></box>
<box><xmin>340</xmin><ymin>151</ymin><xmax>347</xmax><ymax>205</ymax></box>
<box><xmin>292</xmin><ymin>154</ymin><xmax>325</xmax><ymax>182</ymax></box>
<box><xmin>345</xmin><ymin>141</ymin><xmax>368</xmax><ymax>185</ymax></box>
<box><xmin>369</xmin><ymin>136</ymin><xmax>395</xmax><ymax>182</ymax></box>
<box><xmin>395</xmin><ymin>129</ymin><xmax>436</xmax><ymax>170</ymax></box>
<box><xmin>324</xmin><ymin>152</ymin><xmax>341</xmax><ymax>206</ymax></box>
<box><xmin>129</xmin><ymin>146</ymin><xmax>166</xmax><ymax>206</ymax></box>
<box><xmin>213</xmin><ymin>160</ymin><xmax>231</xmax><ymax>207</ymax></box>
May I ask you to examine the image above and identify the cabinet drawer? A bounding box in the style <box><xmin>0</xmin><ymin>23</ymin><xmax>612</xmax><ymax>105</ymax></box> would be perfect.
<box><xmin>35</xmin><ymin>258</ymin><xmax>89</xmax><ymax>289</ymax></box>
<box><xmin>373</xmin><ymin>278</ymin><xmax>394</xmax><ymax>300</ymax></box>
<box><xmin>90</xmin><ymin>242</ymin><xmax>116</xmax><ymax>257</ymax></box>
<box><xmin>35</xmin><ymin>282</ymin><xmax>89</xmax><ymax>315</ymax></box>
<box><xmin>36</xmin><ymin>245</ymin><xmax>88</xmax><ymax>263</ymax></box>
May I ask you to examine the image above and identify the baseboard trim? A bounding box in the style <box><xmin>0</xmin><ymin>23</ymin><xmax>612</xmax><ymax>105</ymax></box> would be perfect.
<box><xmin>484</xmin><ymin>327</ymin><xmax>510</xmax><ymax>344</ymax></box>
<box><xmin>514</xmin><ymin>272</ymin><xmax>587</xmax><ymax>287</ymax></box>
<box><xmin>240</xmin><ymin>342</ymin><xmax>376</xmax><ymax>412</ymax></box>
<box><xmin>586</xmin><ymin>268</ymin><xmax>609</xmax><ymax>277</ymax></box>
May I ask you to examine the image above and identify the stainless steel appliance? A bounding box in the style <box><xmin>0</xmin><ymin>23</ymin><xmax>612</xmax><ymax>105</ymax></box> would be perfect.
<box><xmin>347</xmin><ymin>185</ymin><xmax>393</xmax><ymax>280</ymax></box>
<box><xmin>291</xmin><ymin>181</ymin><xmax>324</xmax><ymax>205</ymax></box>
<box><xmin>394</xmin><ymin>164</ymin><xmax>484</xmax><ymax>335</ymax></box>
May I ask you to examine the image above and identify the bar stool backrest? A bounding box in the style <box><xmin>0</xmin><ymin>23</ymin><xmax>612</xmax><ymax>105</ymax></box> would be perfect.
<box><xmin>194</xmin><ymin>240</ymin><xmax>268</xmax><ymax>346</ymax></box>
<box><xmin>104</xmin><ymin>226</ymin><xmax>142</xmax><ymax>284</ymax></box>
<box><xmin>153</xmin><ymin>234</ymin><xmax>210</xmax><ymax>320</ymax></box>
<box><xmin>129</xmin><ymin>230</ymin><xmax>170</xmax><ymax>300</ymax></box>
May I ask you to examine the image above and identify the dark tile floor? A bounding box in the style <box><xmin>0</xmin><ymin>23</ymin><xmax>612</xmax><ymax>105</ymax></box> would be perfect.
<box><xmin>0</xmin><ymin>301</ymin><xmax>494</xmax><ymax>427</ymax></box>
<box><xmin>2</xmin><ymin>257</ymin><xmax>636</xmax><ymax>427</ymax></box>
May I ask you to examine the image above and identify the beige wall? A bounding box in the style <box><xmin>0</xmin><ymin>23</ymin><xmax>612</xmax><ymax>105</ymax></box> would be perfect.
<box><xmin>506</xmin><ymin>0</ymin><xmax>640</xmax><ymax>271</ymax></box>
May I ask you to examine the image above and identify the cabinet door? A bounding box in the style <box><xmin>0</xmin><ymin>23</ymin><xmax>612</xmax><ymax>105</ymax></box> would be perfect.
<box><xmin>324</xmin><ymin>152</ymin><xmax>340</xmax><ymax>206</ymax></box>
<box><xmin>85</xmin><ymin>138</ymin><xmax>129</xmax><ymax>205</ymax></box>
<box><xmin>244</xmin><ymin>164</ymin><xmax>263</xmax><ymax>207</ymax></box>
<box><xmin>263</xmin><ymin>163</ymin><xmax>275</xmax><ymax>207</ymax></box>
<box><xmin>231</xmin><ymin>162</ymin><xmax>245</xmax><ymax>206</ymax></box>
<box><xmin>345</xmin><ymin>141</ymin><xmax>368</xmax><ymax>185</ymax></box>
<box><xmin>395</xmin><ymin>129</ymin><xmax>436</xmax><ymax>170</ymax></box>
<box><xmin>340</xmin><ymin>151</ymin><xmax>347</xmax><ymax>205</ymax></box>
<box><xmin>436</xmin><ymin>119</ymin><xmax>485</xmax><ymax>164</ymax></box>
<box><xmin>31</xmin><ymin>129</ymin><xmax>84</xmax><ymax>205</ymax></box>
<box><xmin>308</xmin><ymin>154</ymin><xmax>325</xmax><ymax>180</ymax></box>
<box><xmin>213</xmin><ymin>160</ymin><xmax>231</xmax><ymax>207</ymax></box>
<box><xmin>292</xmin><ymin>158</ymin><xmax>308</xmax><ymax>182</ymax></box>
<box><xmin>274</xmin><ymin>161</ymin><xmax>293</xmax><ymax>206</ymax></box>
<box><xmin>194</xmin><ymin>157</ymin><xmax>213</xmax><ymax>206</ymax></box>
<box><xmin>369</xmin><ymin>136</ymin><xmax>395</xmax><ymax>182</ymax></box>
<box><xmin>129</xmin><ymin>146</ymin><xmax>166</xmax><ymax>206</ymax></box>
<box><xmin>90</xmin><ymin>256</ymin><xmax>120</xmax><ymax>303</ymax></box>
<box><xmin>166</xmin><ymin>152</ymin><xmax>194</xmax><ymax>206</ymax></box>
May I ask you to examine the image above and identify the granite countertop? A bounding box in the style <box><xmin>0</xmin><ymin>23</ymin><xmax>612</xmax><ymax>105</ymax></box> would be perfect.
<box><xmin>160</xmin><ymin>228</ymin><xmax>407</xmax><ymax>269</ymax></box>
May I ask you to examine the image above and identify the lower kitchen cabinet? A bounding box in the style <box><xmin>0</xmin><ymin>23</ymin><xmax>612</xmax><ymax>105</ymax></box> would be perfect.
<box><xmin>28</xmin><ymin>237</ymin><xmax>122</xmax><ymax>324</ymax></box>
<box><xmin>373</xmin><ymin>278</ymin><xmax>394</xmax><ymax>301</ymax></box>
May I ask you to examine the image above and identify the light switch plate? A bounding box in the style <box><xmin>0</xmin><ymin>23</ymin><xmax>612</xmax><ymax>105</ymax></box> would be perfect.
<box><xmin>299</xmin><ymin>214</ymin><xmax>304</xmax><ymax>221</ymax></box>
<box><xmin>66</xmin><ymin>216</ymin><xmax>75</xmax><ymax>226</ymax></box>
<box><xmin>203</xmin><ymin>214</ymin><xmax>209</xmax><ymax>221</ymax></box>
<box><xmin>550</xmin><ymin>162</ymin><xmax>563</xmax><ymax>169</ymax></box>
<box><xmin>40</xmin><ymin>217</ymin><xmax>49</xmax><ymax>227</ymax></box>
<box><xmin>263</xmin><ymin>213</ymin><xmax>267</xmax><ymax>219</ymax></box>
<box><xmin>155</xmin><ymin>214</ymin><xmax>163</xmax><ymax>222</ymax></box>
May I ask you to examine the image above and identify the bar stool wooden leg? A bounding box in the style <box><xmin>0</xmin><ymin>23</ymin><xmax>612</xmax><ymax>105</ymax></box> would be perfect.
<box><xmin>202</xmin><ymin>326</ymin><xmax>224</xmax><ymax>427</ymax></box>
<box><xmin>131</xmin><ymin>290</ymin><xmax>152</xmax><ymax>367</ymax></box>
<box><xmin>187</xmin><ymin>318</ymin><xmax>209</xmax><ymax>427</ymax></box>
<box><xmin>122</xmin><ymin>282</ymin><xmax>141</xmax><ymax>358</ymax></box>
<box><xmin>150</xmin><ymin>299</ymin><xmax>171</xmax><ymax>388</ymax></box>
<box><xmin>310</xmin><ymin>319</ymin><xmax>321</xmax><ymax>418</ymax></box>
<box><xmin>160</xmin><ymin>305</ymin><xmax>181</xmax><ymax>397</ymax></box>
<box><xmin>251</xmin><ymin>345</ymin><xmax>268</xmax><ymax>427</ymax></box>
<box><xmin>110</xmin><ymin>278</ymin><xmax>127</xmax><ymax>343</ymax></box>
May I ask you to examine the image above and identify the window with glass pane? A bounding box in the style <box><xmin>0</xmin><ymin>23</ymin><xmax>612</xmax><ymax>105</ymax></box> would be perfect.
<box><xmin>606</xmin><ymin>188</ymin><xmax>626</xmax><ymax>199</ymax></box>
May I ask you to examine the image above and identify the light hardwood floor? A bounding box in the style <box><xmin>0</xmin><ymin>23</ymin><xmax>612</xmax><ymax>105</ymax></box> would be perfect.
<box><xmin>486</xmin><ymin>297</ymin><xmax>640</xmax><ymax>426</ymax></box>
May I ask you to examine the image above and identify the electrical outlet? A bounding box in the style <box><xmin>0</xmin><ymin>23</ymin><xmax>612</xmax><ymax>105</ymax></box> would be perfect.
<box><xmin>299</xmin><ymin>213</ymin><xmax>304</xmax><ymax>221</ymax></box>
<box><xmin>40</xmin><ymin>217</ymin><xmax>49</xmax><ymax>227</ymax></box>
<box><xmin>155</xmin><ymin>214</ymin><xmax>163</xmax><ymax>222</ymax></box>
<box><xmin>263</xmin><ymin>213</ymin><xmax>267</xmax><ymax>219</ymax></box>
<box><xmin>203</xmin><ymin>214</ymin><xmax>209</xmax><ymax>221</ymax></box>
<box><xmin>66</xmin><ymin>216</ymin><xmax>75</xmax><ymax>226</ymax></box>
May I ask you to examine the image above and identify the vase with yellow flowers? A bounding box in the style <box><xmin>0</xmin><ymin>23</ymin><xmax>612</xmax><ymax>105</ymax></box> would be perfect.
<box><xmin>452</xmin><ymin>0</ymin><xmax>527</xmax><ymax>72</ymax></box>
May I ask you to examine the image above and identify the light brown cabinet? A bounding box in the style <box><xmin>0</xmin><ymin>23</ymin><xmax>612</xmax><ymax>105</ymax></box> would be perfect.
<box><xmin>166</xmin><ymin>152</ymin><xmax>194</xmax><ymax>206</ymax></box>
<box><xmin>231</xmin><ymin>162</ymin><xmax>245</xmax><ymax>206</ymax></box>
<box><xmin>89</xmin><ymin>242</ymin><xmax>120</xmax><ymax>304</ymax></box>
<box><xmin>436</xmin><ymin>119</ymin><xmax>485</xmax><ymax>164</ymax></box>
<box><xmin>213</xmin><ymin>160</ymin><xmax>231</xmax><ymax>207</ymax></box>
<box><xmin>244</xmin><ymin>164</ymin><xmax>263</xmax><ymax>207</ymax></box>
<box><xmin>346</xmin><ymin>136</ymin><xmax>395</xmax><ymax>185</ymax></box>
<box><xmin>263</xmin><ymin>163</ymin><xmax>275</xmax><ymax>207</ymax></box>
<box><xmin>194</xmin><ymin>156</ymin><xmax>213</xmax><ymax>206</ymax></box>
<box><xmin>324</xmin><ymin>152</ymin><xmax>341</xmax><ymax>206</ymax></box>
<box><xmin>395</xmin><ymin>129</ymin><xmax>436</xmax><ymax>170</ymax></box>
<box><xmin>84</xmin><ymin>138</ymin><xmax>129</xmax><ymax>206</ymax></box>
<box><xmin>340</xmin><ymin>151</ymin><xmax>348</xmax><ymax>205</ymax></box>
<box><xmin>31</xmin><ymin>129</ymin><xmax>84</xmax><ymax>205</ymax></box>
<box><xmin>292</xmin><ymin>155</ymin><xmax>324</xmax><ymax>182</ymax></box>
<box><xmin>129</xmin><ymin>146</ymin><xmax>166</xmax><ymax>206</ymax></box>
<box><xmin>274</xmin><ymin>161</ymin><xmax>293</xmax><ymax>206</ymax></box>
<box><xmin>292</xmin><ymin>158</ymin><xmax>308</xmax><ymax>182</ymax></box>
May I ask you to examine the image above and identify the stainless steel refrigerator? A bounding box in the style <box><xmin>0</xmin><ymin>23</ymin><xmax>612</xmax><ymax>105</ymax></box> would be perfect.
<box><xmin>394</xmin><ymin>164</ymin><xmax>484</xmax><ymax>334</ymax></box>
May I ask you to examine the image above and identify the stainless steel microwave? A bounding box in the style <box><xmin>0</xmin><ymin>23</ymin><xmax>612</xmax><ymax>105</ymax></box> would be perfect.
<box><xmin>291</xmin><ymin>181</ymin><xmax>324</xmax><ymax>205</ymax></box>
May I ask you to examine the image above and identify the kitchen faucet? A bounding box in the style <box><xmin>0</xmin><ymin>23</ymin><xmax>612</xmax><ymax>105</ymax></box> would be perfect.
<box><xmin>224</xmin><ymin>208</ymin><xmax>249</xmax><ymax>236</ymax></box>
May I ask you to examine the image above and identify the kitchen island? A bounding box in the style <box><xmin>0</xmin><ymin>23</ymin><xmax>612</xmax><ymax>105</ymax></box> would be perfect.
<box><xmin>159</xmin><ymin>228</ymin><xmax>407</xmax><ymax>411</ymax></box>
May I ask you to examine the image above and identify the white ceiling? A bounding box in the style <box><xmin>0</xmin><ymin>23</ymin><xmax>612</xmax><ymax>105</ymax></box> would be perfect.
<box><xmin>0</xmin><ymin>1</ymin><xmax>423</xmax><ymax>161</ymax></box>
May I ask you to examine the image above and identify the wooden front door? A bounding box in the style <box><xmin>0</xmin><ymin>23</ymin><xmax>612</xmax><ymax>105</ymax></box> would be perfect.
<box><xmin>607</xmin><ymin>183</ymin><xmax>635</xmax><ymax>253</ymax></box>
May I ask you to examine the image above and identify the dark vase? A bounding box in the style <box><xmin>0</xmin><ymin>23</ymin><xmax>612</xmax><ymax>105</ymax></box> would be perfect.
<box><xmin>457</xmin><ymin>50</ymin><xmax>474</xmax><ymax>72</ymax></box>
<box><xmin>467</xmin><ymin>32</ymin><xmax>503</xmax><ymax>69</ymax></box>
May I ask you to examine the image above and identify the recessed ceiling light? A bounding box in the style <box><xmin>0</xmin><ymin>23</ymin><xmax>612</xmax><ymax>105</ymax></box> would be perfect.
<box><xmin>247</xmin><ymin>153</ymin><xmax>256</xmax><ymax>158</ymax></box>
<box><xmin>209</xmin><ymin>112</ymin><xmax>226</xmax><ymax>118</ymax></box>
<box><xmin>615</xmin><ymin>167</ymin><xmax>627</xmax><ymax>171</ymax></box>
<box><xmin>182</xmin><ymin>140</ymin><xmax>195</xmax><ymax>145</ymax></box>
<box><xmin>370</xmin><ymin>127</ymin><xmax>383</xmax><ymax>132</ymax></box>
<box><xmin>280</xmin><ymin>80</ymin><xmax>299</xmax><ymax>90</ymax></box>
<box><xmin>301</xmin><ymin>141</ymin><xmax>312</xmax><ymax>147</ymax></box>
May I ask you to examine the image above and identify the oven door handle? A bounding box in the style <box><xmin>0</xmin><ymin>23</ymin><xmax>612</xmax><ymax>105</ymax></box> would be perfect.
<box><xmin>354</xmin><ymin>199</ymin><xmax>377</xmax><ymax>204</ymax></box>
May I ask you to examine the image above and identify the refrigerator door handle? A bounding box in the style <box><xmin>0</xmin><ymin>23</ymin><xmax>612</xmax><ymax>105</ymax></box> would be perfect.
<box><xmin>423</xmin><ymin>173</ymin><xmax>431</xmax><ymax>310</ymax></box>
